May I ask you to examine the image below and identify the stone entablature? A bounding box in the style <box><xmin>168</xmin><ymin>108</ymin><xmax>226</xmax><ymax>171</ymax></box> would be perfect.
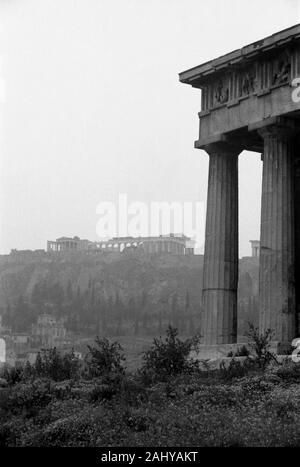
<box><xmin>184</xmin><ymin>46</ymin><xmax>296</xmax><ymax>110</ymax></box>
<box><xmin>179</xmin><ymin>24</ymin><xmax>300</xmax><ymax>151</ymax></box>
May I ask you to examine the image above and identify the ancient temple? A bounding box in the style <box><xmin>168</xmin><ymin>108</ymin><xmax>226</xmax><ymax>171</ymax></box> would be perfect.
<box><xmin>180</xmin><ymin>24</ymin><xmax>300</xmax><ymax>353</ymax></box>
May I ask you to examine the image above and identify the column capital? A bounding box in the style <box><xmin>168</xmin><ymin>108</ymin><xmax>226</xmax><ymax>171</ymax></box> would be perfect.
<box><xmin>258</xmin><ymin>118</ymin><xmax>296</xmax><ymax>140</ymax></box>
<box><xmin>203</xmin><ymin>141</ymin><xmax>242</xmax><ymax>157</ymax></box>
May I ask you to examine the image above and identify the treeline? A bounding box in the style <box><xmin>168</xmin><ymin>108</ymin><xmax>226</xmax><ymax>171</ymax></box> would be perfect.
<box><xmin>1</xmin><ymin>279</ymin><xmax>200</xmax><ymax>337</ymax></box>
<box><xmin>1</xmin><ymin>270</ymin><xmax>259</xmax><ymax>337</ymax></box>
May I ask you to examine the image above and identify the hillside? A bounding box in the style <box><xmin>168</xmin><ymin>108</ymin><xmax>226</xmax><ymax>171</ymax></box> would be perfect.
<box><xmin>0</xmin><ymin>251</ymin><xmax>259</xmax><ymax>338</ymax></box>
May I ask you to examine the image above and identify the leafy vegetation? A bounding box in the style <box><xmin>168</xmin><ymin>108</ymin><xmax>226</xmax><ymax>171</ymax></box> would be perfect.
<box><xmin>139</xmin><ymin>326</ymin><xmax>200</xmax><ymax>381</ymax></box>
<box><xmin>1</xmin><ymin>327</ymin><xmax>300</xmax><ymax>447</ymax></box>
<box><xmin>85</xmin><ymin>337</ymin><xmax>126</xmax><ymax>378</ymax></box>
<box><xmin>244</xmin><ymin>322</ymin><xmax>276</xmax><ymax>367</ymax></box>
<box><xmin>227</xmin><ymin>345</ymin><xmax>250</xmax><ymax>357</ymax></box>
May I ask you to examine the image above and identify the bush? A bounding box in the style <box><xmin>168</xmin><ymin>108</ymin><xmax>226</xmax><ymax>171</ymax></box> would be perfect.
<box><xmin>274</xmin><ymin>360</ymin><xmax>300</xmax><ymax>382</ymax></box>
<box><xmin>122</xmin><ymin>407</ymin><xmax>152</xmax><ymax>432</ymax></box>
<box><xmin>0</xmin><ymin>423</ymin><xmax>18</xmax><ymax>447</ymax></box>
<box><xmin>227</xmin><ymin>345</ymin><xmax>250</xmax><ymax>357</ymax></box>
<box><xmin>89</xmin><ymin>383</ymin><xmax>117</xmax><ymax>402</ymax></box>
<box><xmin>0</xmin><ymin>349</ymin><xmax>80</xmax><ymax>386</ymax></box>
<box><xmin>0</xmin><ymin>365</ymin><xmax>24</xmax><ymax>386</ymax></box>
<box><xmin>245</xmin><ymin>323</ymin><xmax>276</xmax><ymax>368</ymax></box>
<box><xmin>118</xmin><ymin>375</ymin><xmax>149</xmax><ymax>405</ymax></box>
<box><xmin>140</xmin><ymin>326</ymin><xmax>198</xmax><ymax>381</ymax></box>
<box><xmin>219</xmin><ymin>359</ymin><xmax>249</xmax><ymax>380</ymax></box>
<box><xmin>34</xmin><ymin>348</ymin><xmax>80</xmax><ymax>381</ymax></box>
<box><xmin>88</xmin><ymin>372</ymin><xmax>125</xmax><ymax>402</ymax></box>
<box><xmin>1</xmin><ymin>379</ymin><xmax>52</xmax><ymax>419</ymax></box>
<box><xmin>85</xmin><ymin>337</ymin><xmax>126</xmax><ymax>378</ymax></box>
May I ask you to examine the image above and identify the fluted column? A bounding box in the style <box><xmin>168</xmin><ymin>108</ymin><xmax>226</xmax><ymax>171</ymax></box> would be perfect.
<box><xmin>202</xmin><ymin>143</ymin><xmax>241</xmax><ymax>345</ymax></box>
<box><xmin>258</xmin><ymin>123</ymin><xmax>296</xmax><ymax>345</ymax></box>
<box><xmin>295</xmin><ymin>134</ymin><xmax>300</xmax><ymax>336</ymax></box>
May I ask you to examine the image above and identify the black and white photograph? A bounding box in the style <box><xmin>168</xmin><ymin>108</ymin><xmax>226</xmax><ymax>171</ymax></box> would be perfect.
<box><xmin>1</xmin><ymin>0</ymin><xmax>300</xmax><ymax>456</ymax></box>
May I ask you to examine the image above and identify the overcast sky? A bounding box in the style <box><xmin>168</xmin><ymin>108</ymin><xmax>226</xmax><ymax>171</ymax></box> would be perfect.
<box><xmin>0</xmin><ymin>0</ymin><xmax>299</xmax><ymax>256</ymax></box>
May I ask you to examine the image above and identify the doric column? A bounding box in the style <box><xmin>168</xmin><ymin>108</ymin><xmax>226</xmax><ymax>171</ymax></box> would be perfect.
<box><xmin>258</xmin><ymin>123</ymin><xmax>296</xmax><ymax>345</ymax></box>
<box><xmin>202</xmin><ymin>142</ymin><xmax>241</xmax><ymax>345</ymax></box>
<box><xmin>295</xmin><ymin>134</ymin><xmax>300</xmax><ymax>336</ymax></box>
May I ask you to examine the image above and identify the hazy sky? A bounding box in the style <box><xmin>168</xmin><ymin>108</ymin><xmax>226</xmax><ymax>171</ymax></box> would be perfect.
<box><xmin>0</xmin><ymin>0</ymin><xmax>299</xmax><ymax>256</ymax></box>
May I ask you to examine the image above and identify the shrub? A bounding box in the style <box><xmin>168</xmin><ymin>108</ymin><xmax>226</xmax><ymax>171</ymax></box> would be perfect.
<box><xmin>0</xmin><ymin>423</ymin><xmax>17</xmax><ymax>447</ymax></box>
<box><xmin>89</xmin><ymin>383</ymin><xmax>117</xmax><ymax>402</ymax></box>
<box><xmin>227</xmin><ymin>345</ymin><xmax>250</xmax><ymax>357</ymax></box>
<box><xmin>34</xmin><ymin>348</ymin><xmax>80</xmax><ymax>381</ymax></box>
<box><xmin>1</xmin><ymin>379</ymin><xmax>52</xmax><ymax>418</ymax></box>
<box><xmin>118</xmin><ymin>375</ymin><xmax>149</xmax><ymax>405</ymax></box>
<box><xmin>245</xmin><ymin>323</ymin><xmax>276</xmax><ymax>367</ymax></box>
<box><xmin>122</xmin><ymin>407</ymin><xmax>152</xmax><ymax>432</ymax></box>
<box><xmin>0</xmin><ymin>365</ymin><xmax>24</xmax><ymax>386</ymax></box>
<box><xmin>85</xmin><ymin>337</ymin><xmax>126</xmax><ymax>378</ymax></box>
<box><xmin>87</xmin><ymin>372</ymin><xmax>125</xmax><ymax>402</ymax></box>
<box><xmin>140</xmin><ymin>326</ymin><xmax>198</xmax><ymax>381</ymax></box>
<box><xmin>264</xmin><ymin>387</ymin><xmax>300</xmax><ymax>420</ymax></box>
<box><xmin>219</xmin><ymin>359</ymin><xmax>249</xmax><ymax>380</ymax></box>
<box><xmin>274</xmin><ymin>360</ymin><xmax>300</xmax><ymax>382</ymax></box>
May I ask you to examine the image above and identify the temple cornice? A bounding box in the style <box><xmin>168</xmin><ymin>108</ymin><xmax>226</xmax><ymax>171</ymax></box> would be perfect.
<box><xmin>179</xmin><ymin>24</ymin><xmax>300</xmax><ymax>87</ymax></box>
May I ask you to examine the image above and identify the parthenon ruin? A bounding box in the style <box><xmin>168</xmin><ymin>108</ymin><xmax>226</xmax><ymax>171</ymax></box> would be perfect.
<box><xmin>47</xmin><ymin>234</ymin><xmax>195</xmax><ymax>255</ymax></box>
<box><xmin>180</xmin><ymin>24</ymin><xmax>300</xmax><ymax>352</ymax></box>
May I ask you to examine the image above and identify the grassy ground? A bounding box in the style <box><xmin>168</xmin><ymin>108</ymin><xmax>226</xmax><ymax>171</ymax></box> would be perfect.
<box><xmin>1</xmin><ymin>358</ymin><xmax>300</xmax><ymax>447</ymax></box>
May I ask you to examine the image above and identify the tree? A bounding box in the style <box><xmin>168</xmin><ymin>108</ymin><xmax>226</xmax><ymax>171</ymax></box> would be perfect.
<box><xmin>66</xmin><ymin>280</ymin><xmax>73</xmax><ymax>302</ymax></box>
<box><xmin>13</xmin><ymin>295</ymin><xmax>33</xmax><ymax>332</ymax></box>
<box><xmin>245</xmin><ymin>322</ymin><xmax>276</xmax><ymax>367</ymax></box>
<box><xmin>101</xmin><ymin>299</ymin><xmax>108</xmax><ymax>335</ymax></box>
<box><xmin>85</xmin><ymin>337</ymin><xmax>125</xmax><ymax>377</ymax></box>
<box><xmin>171</xmin><ymin>293</ymin><xmax>180</xmax><ymax>330</ymax></box>
<box><xmin>34</xmin><ymin>348</ymin><xmax>80</xmax><ymax>381</ymax></box>
<box><xmin>141</xmin><ymin>326</ymin><xmax>197</xmax><ymax>379</ymax></box>
<box><xmin>114</xmin><ymin>292</ymin><xmax>123</xmax><ymax>335</ymax></box>
<box><xmin>181</xmin><ymin>290</ymin><xmax>190</xmax><ymax>335</ymax></box>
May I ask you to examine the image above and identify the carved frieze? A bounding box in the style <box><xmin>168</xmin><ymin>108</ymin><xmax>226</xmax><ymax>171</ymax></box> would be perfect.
<box><xmin>240</xmin><ymin>67</ymin><xmax>257</xmax><ymax>97</ymax></box>
<box><xmin>201</xmin><ymin>46</ymin><xmax>293</xmax><ymax>112</ymax></box>
<box><xmin>214</xmin><ymin>79</ymin><xmax>229</xmax><ymax>105</ymax></box>
<box><xmin>272</xmin><ymin>50</ymin><xmax>291</xmax><ymax>86</ymax></box>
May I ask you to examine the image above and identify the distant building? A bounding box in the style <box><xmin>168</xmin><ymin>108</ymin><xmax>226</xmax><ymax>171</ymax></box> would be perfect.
<box><xmin>47</xmin><ymin>236</ymin><xmax>95</xmax><ymax>252</ymax></box>
<box><xmin>47</xmin><ymin>234</ymin><xmax>194</xmax><ymax>255</ymax></box>
<box><xmin>31</xmin><ymin>314</ymin><xmax>66</xmax><ymax>348</ymax></box>
<box><xmin>0</xmin><ymin>315</ymin><xmax>11</xmax><ymax>337</ymax></box>
<box><xmin>250</xmin><ymin>240</ymin><xmax>260</xmax><ymax>258</ymax></box>
<box><xmin>27</xmin><ymin>351</ymin><xmax>39</xmax><ymax>365</ymax></box>
<box><xmin>5</xmin><ymin>348</ymin><xmax>16</xmax><ymax>367</ymax></box>
<box><xmin>11</xmin><ymin>333</ymin><xmax>31</xmax><ymax>353</ymax></box>
<box><xmin>185</xmin><ymin>239</ymin><xmax>196</xmax><ymax>255</ymax></box>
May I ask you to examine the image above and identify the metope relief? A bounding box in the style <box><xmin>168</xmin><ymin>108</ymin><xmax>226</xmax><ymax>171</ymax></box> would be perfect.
<box><xmin>214</xmin><ymin>79</ymin><xmax>229</xmax><ymax>105</ymax></box>
<box><xmin>272</xmin><ymin>50</ymin><xmax>291</xmax><ymax>86</ymax></box>
<box><xmin>201</xmin><ymin>48</ymin><xmax>294</xmax><ymax>112</ymax></box>
<box><xmin>240</xmin><ymin>68</ymin><xmax>257</xmax><ymax>97</ymax></box>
